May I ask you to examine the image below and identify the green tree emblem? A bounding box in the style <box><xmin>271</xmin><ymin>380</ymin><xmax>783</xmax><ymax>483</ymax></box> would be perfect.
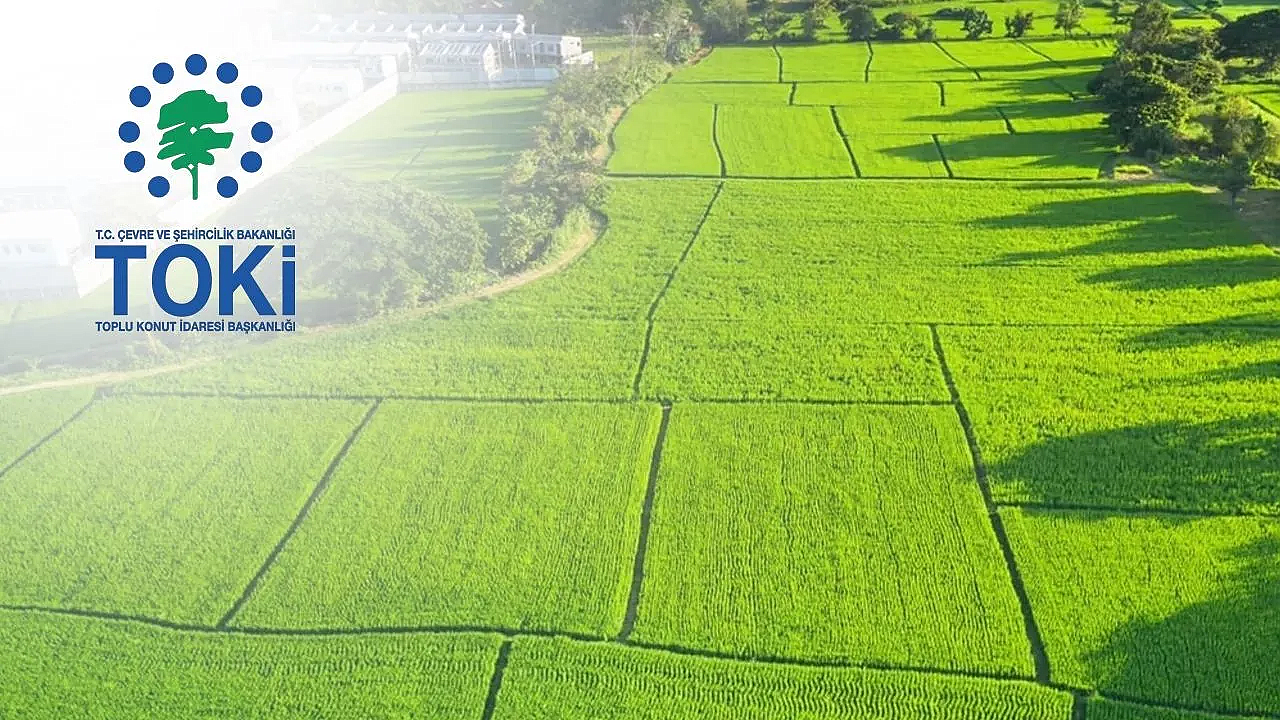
<box><xmin>157</xmin><ymin>90</ymin><xmax>234</xmax><ymax>200</ymax></box>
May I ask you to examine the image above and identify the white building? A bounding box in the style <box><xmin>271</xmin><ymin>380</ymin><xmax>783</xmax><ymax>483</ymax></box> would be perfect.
<box><xmin>0</xmin><ymin>189</ymin><xmax>108</xmax><ymax>302</ymax></box>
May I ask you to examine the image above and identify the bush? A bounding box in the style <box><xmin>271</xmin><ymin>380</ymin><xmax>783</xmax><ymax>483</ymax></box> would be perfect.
<box><xmin>1130</xmin><ymin>121</ymin><xmax>1180</xmax><ymax>159</ymax></box>
<box><xmin>933</xmin><ymin>7</ymin><xmax>969</xmax><ymax>19</ymax></box>
<box><xmin>1005</xmin><ymin>9</ymin><xmax>1035</xmax><ymax>37</ymax></box>
<box><xmin>700</xmin><ymin>0</ymin><xmax>752</xmax><ymax>43</ymax></box>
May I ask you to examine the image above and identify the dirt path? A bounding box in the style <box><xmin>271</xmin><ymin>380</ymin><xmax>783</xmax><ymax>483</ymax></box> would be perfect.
<box><xmin>0</xmin><ymin>222</ymin><xmax>601</xmax><ymax>399</ymax></box>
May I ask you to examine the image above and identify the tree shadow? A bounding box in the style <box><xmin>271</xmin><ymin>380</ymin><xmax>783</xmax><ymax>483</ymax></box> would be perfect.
<box><xmin>1126</xmin><ymin>317</ymin><xmax>1280</xmax><ymax>350</ymax></box>
<box><xmin>991</xmin><ymin>415</ymin><xmax>1280</xmax><ymax>514</ymax></box>
<box><xmin>1088</xmin><ymin>536</ymin><xmax>1280</xmax><ymax>715</ymax></box>
<box><xmin>1084</xmin><ymin>256</ymin><xmax>1280</xmax><ymax>291</ymax></box>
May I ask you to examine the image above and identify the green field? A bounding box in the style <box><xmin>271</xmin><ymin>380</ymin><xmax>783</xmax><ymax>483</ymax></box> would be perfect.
<box><xmin>4</xmin><ymin>29</ymin><xmax>1280</xmax><ymax>720</ymax></box>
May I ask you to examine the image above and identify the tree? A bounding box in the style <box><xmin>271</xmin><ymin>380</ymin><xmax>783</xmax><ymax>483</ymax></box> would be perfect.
<box><xmin>1054</xmin><ymin>0</ymin><xmax>1085</xmax><ymax>36</ymax></box>
<box><xmin>1210</xmin><ymin>96</ymin><xmax>1280</xmax><ymax>160</ymax></box>
<box><xmin>1217</xmin><ymin>10</ymin><xmax>1280</xmax><ymax>65</ymax></box>
<box><xmin>1123</xmin><ymin>0</ymin><xmax>1175</xmax><ymax>54</ymax></box>
<box><xmin>1109</xmin><ymin>0</ymin><xmax>1123</xmax><ymax>24</ymax></box>
<box><xmin>1220</xmin><ymin>153</ymin><xmax>1254</xmax><ymax>206</ymax></box>
<box><xmin>758</xmin><ymin>8</ymin><xmax>791</xmax><ymax>39</ymax></box>
<box><xmin>882</xmin><ymin>10</ymin><xmax>924</xmax><ymax>39</ymax></box>
<box><xmin>699</xmin><ymin>0</ymin><xmax>751</xmax><ymax>42</ymax></box>
<box><xmin>651</xmin><ymin>0</ymin><xmax>701</xmax><ymax>61</ymax></box>
<box><xmin>1204</xmin><ymin>0</ymin><xmax>1222</xmax><ymax>12</ymax></box>
<box><xmin>841</xmin><ymin>3</ymin><xmax>880</xmax><ymax>39</ymax></box>
<box><xmin>1005</xmin><ymin>9</ymin><xmax>1035</xmax><ymax>37</ymax></box>
<box><xmin>1101</xmin><ymin>71</ymin><xmax>1191</xmax><ymax>144</ymax></box>
<box><xmin>157</xmin><ymin>90</ymin><xmax>234</xmax><ymax>200</ymax></box>
<box><xmin>962</xmin><ymin>7</ymin><xmax>994</xmax><ymax>38</ymax></box>
<box><xmin>917</xmin><ymin>20</ymin><xmax>938</xmax><ymax>40</ymax></box>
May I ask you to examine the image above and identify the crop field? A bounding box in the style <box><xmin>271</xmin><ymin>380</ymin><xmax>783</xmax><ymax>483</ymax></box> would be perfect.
<box><xmin>295</xmin><ymin>89</ymin><xmax>544</xmax><ymax>228</ymax></box>
<box><xmin>717</xmin><ymin>106</ymin><xmax>855</xmax><ymax>177</ymax></box>
<box><xmin>498</xmin><ymin>638</ymin><xmax>1074</xmax><ymax>719</ymax></box>
<box><xmin>1006</xmin><ymin>512</ymin><xmax>1280</xmax><ymax>714</ymax></box>
<box><xmin>628</xmin><ymin>404</ymin><xmax>1033</xmax><ymax>674</ymax></box>
<box><xmin>5</xmin><ymin>32</ymin><xmax>1280</xmax><ymax>720</ymax></box>
<box><xmin>1201</xmin><ymin>0</ymin><xmax>1280</xmax><ymax>18</ymax></box>
<box><xmin>234</xmin><ymin>401</ymin><xmax>660</xmax><ymax>635</ymax></box>
<box><xmin>0</xmin><ymin>387</ymin><xmax>93</xmax><ymax>468</ymax></box>
<box><xmin>0</xmin><ymin>396</ymin><xmax>371</xmax><ymax>624</ymax></box>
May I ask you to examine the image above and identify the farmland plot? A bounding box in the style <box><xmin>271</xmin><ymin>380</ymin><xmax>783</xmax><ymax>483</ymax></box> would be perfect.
<box><xmin>642</xmin><ymin>82</ymin><xmax>791</xmax><ymax>106</ymax></box>
<box><xmin>495</xmin><ymin>637</ymin><xmax>1074</xmax><ymax>719</ymax></box>
<box><xmin>779</xmin><ymin>43</ymin><xmax>871</xmax><ymax>82</ymax></box>
<box><xmin>0</xmin><ymin>387</ymin><xmax>94</xmax><ymax>469</ymax></box>
<box><xmin>717</xmin><ymin>106</ymin><xmax>854</xmax><ymax>177</ymax></box>
<box><xmin>672</xmin><ymin>47</ymin><xmax>779</xmax><ymax>83</ymax></box>
<box><xmin>793</xmin><ymin>81</ymin><xmax>939</xmax><ymax>110</ymax></box>
<box><xmin>127</xmin><ymin>315</ymin><xmax>646</xmax><ymax>400</ymax></box>
<box><xmin>846</xmin><ymin>134</ymin><xmax>952</xmax><ymax>177</ymax></box>
<box><xmin>940</xmin><ymin>131</ymin><xmax>1111</xmax><ymax>179</ymax></box>
<box><xmin>1090</xmin><ymin>698</ymin><xmax>1274</xmax><ymax>720</ymax></box>
<box><xmin>630</xmin><ymin>404</ymin><xmax>1035</xmax><ymax>676</ymax></box>
<box><xmin>833</xmin><ymin>102</ymin><xmax>1007</xmax><ymax>135</ymax></box>
<box><xmin>942</xmin><ymin>326</ymin><xmax>1280</xmax><ymax>514</ymax></box>
<box><xmin>608</xmin><ymin>102</ymin><xmax>721</xmax><ymax>176</ymax></box>
<box><xmin>867</xmin><ymin>42</ymin><xmax>978</xmax><ymax>82</ymax></box>
<box><xmin>0</xmin><ymin>396</ymin><xmax>371</xmax><ymax>624</ymax></box>
<box><xmin>1005</xmin><ymin>511</ymin><xmax>1280</xmax><ymax>715</ymax></box>
<box><xmin>0</xmin><ymin>613</ymin><xmax>501</xmax><ymax>719</ymax></box>
<box><xmin>936</xmin><ymin>40</ymin><xmax>1063</xmax><ymax>81</ymax></box>
<box><xmin>235</xmin><ymin>402</ymin><xmax>661</xmax><ymax>636</ymax></box>
<box><xmin>660</xmin><ymin>181</ymin><xmax>1280</xmax><ymax>326</ymax></box>
<box><xmin>640</xmin><ymin>320</ymin><xmax>948</xmax><ymax>402</ymax></box>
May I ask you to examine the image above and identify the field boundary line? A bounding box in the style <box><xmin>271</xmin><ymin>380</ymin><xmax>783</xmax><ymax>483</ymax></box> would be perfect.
<box><xmin>619</xmin><ymin>403</ymin><xmax>672</xmax><ymax>640</ymax></box>
<box><xmin>480</xmin><ymin>640</ymin><xmax>513</xmax><ymax>720</ymax></box>
<box><xmin>631</xmin><ymin>182</ymin><xmax>725</xmax><ymax>399</ymax></box>
<box><xmin>0</xmin><ymin>389</ymin><xmax>100</xmax><ymax>483</ymax></box>
<box><xmin>997</xmin><ymin>108</ymin><xmax>1018</xmax><ymax>135</ymax></box>
<box><xmin>934</xmin><ymin>41</ymin><xmax>982</xmax><ymax>80</ymax></box>
<box><xmin>932</xmin><ymin>135</ymin><xmax>956</xmax><ymax>178</ymax></box>
<box><xmin>112</xmin><ymin>390</ymin><xmax>966</xmax><ymax>407</ymax></box>
<box><xmin>788</xmin><ymin>82</ymin><xmax>798</xmax><ymax>105</ymax></box>
<box><xmin>997</xmin><ymin>500</ymin><xmax>1280</xmax><ymax>520</ymax></box>
<box><xmin>930</xmin><ymin>324</ymin><xmax>1051</xmax><ymax>685</ymax></box>
<box><xmin>830</xmin><ymin>106</ymin><xmax>862</xmax><ymax>178</ymax></box>
<box><xmin>712</xmin><ymin>105</ymin><xmax>728</xmax><ymax>178</ymax></box>
<box><xmin>5</xmin><ymin>603</ymin><xmax>1279</xmax><ymax>720</ymax></box>
<box><xmin>215</xmin><ymin>399</ymin><xmax>383</xmax><ymax>629</ymax></box>
<box><xmin>937</xmin><ymin>81</ymin><xmax>946</xmax><ymax>108</ymax></box>
<box><xmin>1074</xmin><ymin>692</ymin><xmax>1090</xmax><ymax>720</ymax></box>
<box><xmin>1014</xmin><ymin>42</ymin><xmax>1082</xmax><ymax>100</ymax></box>
<box><xmin>1245</xmin><ymin>96</ymin><xmax>1280</xmax><ymax>121</ymax></box>
<box><xmin>864</xmin><ymin>40</ymin><xmax>874</xmax><ymax>83</ymax></box>
<box><xmin>772</xmin><ymin>44</ymin><xmax>784</xmax><ymax>83</ymax></box>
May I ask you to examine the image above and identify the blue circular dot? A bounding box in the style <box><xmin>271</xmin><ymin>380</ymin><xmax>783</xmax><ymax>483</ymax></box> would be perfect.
<box><xmin>153</xmin><ymin>62</ymin><xmax>174</xmax><ymax>84</ymax></box>
<box><xmin>241</xmin><ymin>85</ymin><xmax>262</xmax><ymax>107</ymax></box>
<box><xmin>129</xmin><ymin>86</ymin><xmax>151</xmax><ymax>107</ymax></box>
<box><xmin>148</xmin><ymin>176</ymin><xmax>170</xmax><ymax>198</ymax></box>
<box><xmin>240</xmin><ymin>151</ymin><xmax>263</xmax><ymax>173</ymax></box>
<box><xmin>216</xmin><ymin>62</ymin><xmax>238</xmax><ymax>83</ymax></box>
<box><xmin>251</xmin><ymin>122</ymin><xmax>273</xmax><ymax>143</ymax></box>
<box><xmin>124</xmin><ymin>152</ymin><xmax>146</xmax><ymax>173</ymax></box>
<box><xmin>217</xmin><ymin>176</ymin><xmax>239</xmax><ymax>198</ymax></box>
<box><xmin>185</xmin><ymin>54</ymin><xmax>207</xmax><ymax>75</ymax></box>
<box><xmin>118</xmin><ymin>121</ymin><xmax>140</xmax><ymax>143</ymax></box>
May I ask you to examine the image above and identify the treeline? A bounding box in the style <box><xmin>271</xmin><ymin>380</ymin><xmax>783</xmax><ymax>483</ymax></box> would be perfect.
<box><xmin>493</xmin><ymin>56</ymin><xmax>672</xmax><ymax>271</ymax></box>
<box><xmin>1090</xmin><ymin>3</ymin><xmax>1280</xmax><ymax>201</ymax></box>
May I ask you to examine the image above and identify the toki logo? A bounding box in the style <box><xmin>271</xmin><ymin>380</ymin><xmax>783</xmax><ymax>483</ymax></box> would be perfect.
<box><xmin>117</xmin><ymin>54</ymin><xmax>273</xmax><ymax>201</ymax></box>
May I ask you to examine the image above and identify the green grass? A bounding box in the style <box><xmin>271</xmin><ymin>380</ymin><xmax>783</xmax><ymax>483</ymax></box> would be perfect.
<box><xmin>867</xmin><ymin>42</ymin><xmax>977</xmax><ymax>81</ymax></box>
<box><xmin>1006</xmin><ymin>510</ymin><xmax>1280</xmax><ymax>714</ymax></box>
<box><xmin>0</xmin><ymin>387</ymin><xmax>93</xmax><ymax>468</ymax></box>
<box><xmin>660</xmin><ymin>180</ymin><xmax>1280</xmax><ymax>326</ymax></box>
<box><xmin>642</xmin><ymin>82</ymin><xmax>791</xmax><ymax>106</ymax></box>
<box><xmin>942</xmin><ymin>325</ymin><xmax>1280</xmax><ymax>514</ymax></box>
<box><xmin>641</xmin><ymin>321</ymin><xmax>948</xmax><ymax>401</ymax></box>
<box><xmin>848</xmin><ymin>134</ymin><xmax>953</xmax><ymax>176</ymax></box>
<box><xmin>631</xmin><ymin>404</ymin><xmax>1035</xmax><ymax>675</ymax></box>
<box><xmin>497</xmin><ymin>637</ymin><xmax>1074</xmax><ymax>719</ymax></box>
<box><xmin>296</xmin><ymin>89</ymin><xmax>544</xmax><ymax>230</ymax></box>
<box><xmin>717</xmin><ymin>106</ymin><xmax>854</xmax><ymax>177</ymax></box>
<box><xmin>608</xmin><ymin>102</ymin><xmax>720</xmax><ymax>176</ymax></box>
<box><xmin>671</xmin><ymin>47</ymin><xmax>779</xmax><ymax>83</ymax></box>
<box><xmin>234</xmin><ymin>401</ymin><xmax>660</xmax><ymax>635</ymax></box>
<box><xmin>1090</xmin><ymin>698</ymin><xmax>1274</xmax><ymax>720</ymax></box>
<box><xmin>0</xmin><ymin>396</ymin><xmax>370</xmax><ymax>624</ymax></box>
<box><xmin>779</xmin><ymin>43</ymin><xmax>871</xmax><ymax>82</ymax></box>
<box><xmin>939</xmin><ymin>131</ymin><xmax>1111</xmax><ymax>178</ymax></box>
<box><xmin>0</xmin><ymin>613</ymin><xmax>501</xmax><ymax>718</ymax></box>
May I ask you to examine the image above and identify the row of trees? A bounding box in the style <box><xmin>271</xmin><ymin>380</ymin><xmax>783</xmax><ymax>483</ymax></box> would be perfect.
<box><xmin>835</xmin><ymin>0</ymin><xmax>1090</xmax><ymax>41</ymax></box>
<box><xmin>1090</xmin><ymin>3</ymin><xmax>1279</xmax><ymax>201</ymax></box>
<box><xmin>493</xmin><ymin>56</ymin><xmax>672</xmax><ymax>271</ymax></box>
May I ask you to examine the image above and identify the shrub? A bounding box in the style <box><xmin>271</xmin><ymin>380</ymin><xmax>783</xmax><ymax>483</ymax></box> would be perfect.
<box><xmin>841</xmin><ymin>3</ymin><xmax>882</xmax><ymax>39</ymax></box>
<box><xmin>1005</xmin><ymin>9</ymin><xmax>1035</xmax><ymax>37</ymax></box>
